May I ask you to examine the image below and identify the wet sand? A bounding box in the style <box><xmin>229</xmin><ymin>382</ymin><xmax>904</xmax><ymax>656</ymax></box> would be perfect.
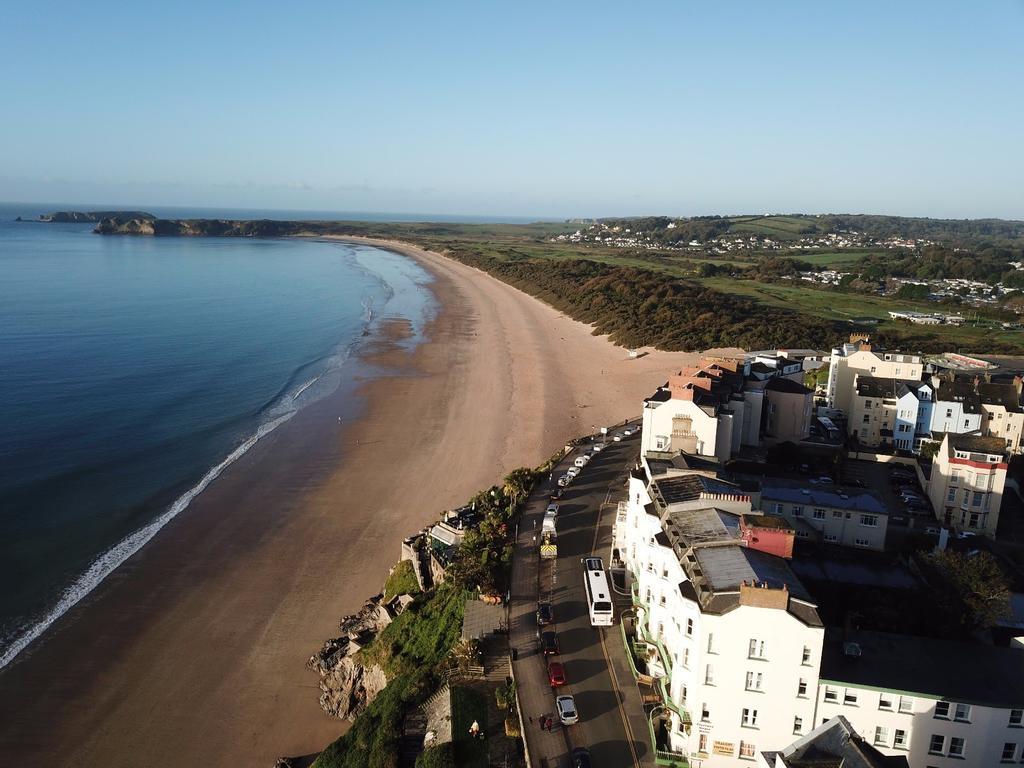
<box><xmin>0</xmin><ymin>237</ymin><xmax>726</xmax><ymax>767</ymax></box>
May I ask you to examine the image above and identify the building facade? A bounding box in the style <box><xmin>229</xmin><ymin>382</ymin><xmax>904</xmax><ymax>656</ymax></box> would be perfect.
<box><xmin>759</xmin><ymin>480</ymin><xmax>889</xmax><ymax>551</ymax></box>
<box><xmin>826</xmin><ymin>338</ymin><xmax>923</xmax><ymax>415</ymax></box>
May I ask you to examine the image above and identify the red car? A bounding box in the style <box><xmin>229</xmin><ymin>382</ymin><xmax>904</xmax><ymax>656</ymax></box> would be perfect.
<box><xmin>548</xmin><ymin>661</ymin><xmax>567</xmax><ymax>687</ymax></box>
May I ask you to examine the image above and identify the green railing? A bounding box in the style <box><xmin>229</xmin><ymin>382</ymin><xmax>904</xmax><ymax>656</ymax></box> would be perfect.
<box><xmin>649</xmin><ymin>714</ymin><xmax>689</xmax><ymax>767</ymax></box>
<box><xmin>631</xmin><ymin>580</ymin><xmax>648</xmax><ymax>608</ymax></box>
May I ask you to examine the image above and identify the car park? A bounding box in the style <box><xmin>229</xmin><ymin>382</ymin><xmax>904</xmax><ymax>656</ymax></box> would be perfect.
<box><xmin>546</xmin><ymin>503</ymin><xmax>559</xmax><ymax>516</ymax></box>
<box><xmin>556</xmin><ymin>694</ymin><xmax>579</xmax><ymax>725</ymax></box>
<box><xmin>539</xmin><ymin>631</ymin><xmax>560</xmax><ymax>656</ymax></box>
<box><xmin>536</xmin><ymin>602</ymin><xmax>553</xmax><ymax>626</ymax></box>
<box><xmin>547</xmin><ymin>661</ymin><xmax>567</xmax><ymax>687</ymax></box>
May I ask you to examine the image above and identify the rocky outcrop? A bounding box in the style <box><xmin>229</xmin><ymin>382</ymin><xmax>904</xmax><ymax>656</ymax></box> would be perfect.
<box><xmin>41</xmin><ymin>210</ymin><xmax>155</xmax><ymax>223</ymax></box>
<box><xmin>308</xmin><ymin>595</ymin><xmax>395</xmax><ymax>720</ymax></box>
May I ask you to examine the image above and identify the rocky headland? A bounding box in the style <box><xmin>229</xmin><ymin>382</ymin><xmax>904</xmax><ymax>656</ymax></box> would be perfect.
<box><xmin>93</xmin><ymin>216</ymin><xmax>333</xmax><ymax>237</ymax></box>
<box><xmin>40</xmin><ymin>210</ymin><xmax>155</xmax><ymax>223</ymax></box>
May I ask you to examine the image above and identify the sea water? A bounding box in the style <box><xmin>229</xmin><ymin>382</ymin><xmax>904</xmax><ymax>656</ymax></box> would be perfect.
<box><xmin>0</xmin><ymin>203</ymin><xmax>435</xmax><ymax>666</ymax></box>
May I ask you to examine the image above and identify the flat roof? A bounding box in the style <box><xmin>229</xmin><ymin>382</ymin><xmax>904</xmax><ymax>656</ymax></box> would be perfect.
<box><xmin>761</xmin><ymin>479</ymin><xmax>887</xmax><ymax>515</ymax></box>
<box><xmin>820</xmin><ymin>629</ymin><xmax>1024</xmax><ymax>707</ymax></box>
<box><xmin>695</xmin><ymin>545</ymin><xmax>811</xmax><ymax>602</ymax></box>
<box><xmin>652</xmin><ymin>474</ymin><xmax>747</xmax><ymax>506</ymax></box>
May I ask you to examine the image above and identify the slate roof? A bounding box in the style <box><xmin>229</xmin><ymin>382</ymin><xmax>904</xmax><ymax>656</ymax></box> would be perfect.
<box><xmin>765</xmin><ymin>376</ymin><xmax>813</xmax><ymax>395</ymax></box>
<box><xmin>978</xmin><ymin>381</ymin><xmax>1022</xmax><ymax>413</ymax></box>
<box><xmin>947</xmin><ymin>432</ymin><xmax>1009</xmax><ymax>456</ymax></box>
<box><xmin>761</xmin><ymin>715</ymin><xmax>909</xmax><ymax>768</ymax></box>
<box><xmin>761</xmin><ymin>479</ymin><xmax>887</xmax><ymax>515</ymax></box>
<box><xmin>820</xmin><ymin>629</ymin><xmax>1024</xmax><ymax>708</ymax></box>
<box><xmin>853</xmin><ymin>376</ymin><xmax>917</xmax><ymax>400</ymax></box>
<box><xmin>651</xmin><ymin>474</ymin><xmax>748</xmax><ymax>506</ymax></box>
<box><xmin>935</xmin><ymin>380</ymin><xmax>982</xmax><ymax>413</ymax></box>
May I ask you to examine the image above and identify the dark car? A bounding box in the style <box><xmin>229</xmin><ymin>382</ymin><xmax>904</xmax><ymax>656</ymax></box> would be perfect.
<box><xmin>539</xmin><ymin>631</ymin><xmax>560</xmax><ymax>657</ymax></box>
<box><xmin>571</xmin><ymin>747</ymin><xmax>593</xmax><ymax>768</ymax></box>
<box><xmin>550</xmin><ymin>486</ymin><xmax>563</xmax><ymax>501</ymax></box>
<box><xmin>536</xmin><ymin>602</ymin><xmax>554</xmax><ymax>626</ymax></box>
<box><xmin>547</xmin><ymin>660</ymin><xmax>567</xmax><ymax>687</ymax></box>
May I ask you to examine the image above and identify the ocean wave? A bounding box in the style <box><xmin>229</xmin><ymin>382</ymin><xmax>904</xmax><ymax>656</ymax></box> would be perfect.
<box><xmin>0</xmin><ymin>411</ymin><xmax>295</xmax><ymax>670</ymax></box>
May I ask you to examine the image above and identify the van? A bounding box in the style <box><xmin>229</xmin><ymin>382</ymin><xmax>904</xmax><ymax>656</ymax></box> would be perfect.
<box><xmin>574</xmin><ymin>455</ymin><xmax>589</xmax><ymax>468</ymax></box>
<box><xmin>542</xmin><ymin>512</ymin><xmax>557</xmax><ymax>534</ymax></box>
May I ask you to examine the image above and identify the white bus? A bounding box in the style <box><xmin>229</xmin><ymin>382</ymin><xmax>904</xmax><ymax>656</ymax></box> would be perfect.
<box><xmin>582</xmin><ymin>557</ymin><xmax>614</xmax><ymax>626</ymax></box>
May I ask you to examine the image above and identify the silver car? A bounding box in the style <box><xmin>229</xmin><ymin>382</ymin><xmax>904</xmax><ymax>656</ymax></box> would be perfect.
<box><xmin>556</xmin><ymin>694</ymin><xmax>579</xmax><ymax>725</ymax></box>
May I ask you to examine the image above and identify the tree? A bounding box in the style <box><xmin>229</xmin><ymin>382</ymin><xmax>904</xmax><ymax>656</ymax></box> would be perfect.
<box><xmin>922</xmin><ymin>550</ymin><xmax>1011</xmax><ymax>635</ymax></box>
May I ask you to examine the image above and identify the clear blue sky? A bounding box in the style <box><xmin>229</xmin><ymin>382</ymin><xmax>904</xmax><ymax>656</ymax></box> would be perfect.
<box><xmin>2</xmin><ymin>1</ymin><xmax>1022</xmax><ymax>219</ymax></box>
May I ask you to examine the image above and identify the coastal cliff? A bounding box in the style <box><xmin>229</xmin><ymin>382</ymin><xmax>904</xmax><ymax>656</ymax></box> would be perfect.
<box><xmin>41</xmin><ymin>210</ymin><xmax>155</xmax><ymax>223</ymax></box>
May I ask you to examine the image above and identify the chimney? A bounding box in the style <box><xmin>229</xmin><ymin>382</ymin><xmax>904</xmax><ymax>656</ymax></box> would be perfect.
<box><xmin>739</xmin><ymin>581</ymin><xmax>789</xmax><ymax>610</ymax></box>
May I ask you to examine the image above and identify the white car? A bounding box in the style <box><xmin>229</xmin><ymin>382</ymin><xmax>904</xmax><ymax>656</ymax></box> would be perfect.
<box><xmin>574</xmin><ymin>455</ymin><xmax>589</xmax><ymax>468</ymax></box>
<box><xmin>622</xmin><ymin>427</ymin><xmax>635</xmax><ymax>436</ymax></box>
<box><xmin>546</xmin><ymin>503</ymin><xmax>559</xmax><ymax>516</ymax></box>
<box><xmin>556</xmin><ymin>694</ymin><xmax>579</xmax><ymax>725</ymax></box>
<box><xmin>592</xmin><ymin>443</ymin><xmax>604</xmax><ymax>453</ymax></box>
<box><xmin>566</xmin><ymin>467</ymin><xmax>581</xmax><ymax>479</ymax></box>
<box><xmin>557</xmin><ymin>474</ymin><xmax>571</xmax><ymax>487</ymax></box>
<box><xmin>612</xmin><ymin>433</ymin><xmax>623</xmax><ymax>442</ymax></box>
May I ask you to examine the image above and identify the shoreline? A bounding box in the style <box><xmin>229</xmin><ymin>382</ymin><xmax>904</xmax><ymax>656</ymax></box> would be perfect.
<box><xmin>0</xmin><ymin>237</ymin><xmax>715</xmax><ymax>767</ymax></box>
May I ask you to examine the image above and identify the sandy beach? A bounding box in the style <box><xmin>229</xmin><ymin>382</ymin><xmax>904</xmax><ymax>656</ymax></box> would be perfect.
<box><xmin>0</xmin><ymin>237</ymin><xmax>726</xmax><ymax>767</ymax></box>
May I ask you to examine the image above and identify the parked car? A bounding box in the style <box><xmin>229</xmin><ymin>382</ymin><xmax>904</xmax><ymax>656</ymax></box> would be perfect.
<box><xmin>546</xmin><ymin>503</ymin><xmax>559</xmax><ymax>516</ymax></box>
<box><xmin>574</xmin><ymin>455</ymin><xmax>589</xmax><ymax>468</ymax></box>
<box><xmin>591</xmin><ymin>443</ymin><xmax>605</xmax><ymax>453</ymax></box>
<box><xmin>570</xmin><ymin>748</ymin><xmax>593</xmax><ymax>768</ymax></box>
<box><xmin>547</xmin><ymin>661</ymin><xmax>567</xmax><ymax>687</ymax></box>
<box><xmin>566</xmin><ymin>467</ymin><xmax>581</xmax><ymax>479</ymax></box>
<box><xmin>612</xmin><ymin>433</ymin><xmax>623</xmax><ymax>442</ymax></box>
<box><xmin>556</xmin><ymin>694</ymin><xmax>579</xmax><ymax>725</ymax></box>
<box><xmin>557</xmin><ymin>474</ymin><xmax>571</xmax><ymax>487</ymax></box>
<box><xmin>536</xmin><ymin>602</ymin><xmax>553</xmax><ymax>626</ymax></box>
<box><xmin>622</xmin><ymin>427</ymin><xmax>635</xmax><ymax>436</ymax></box>
<box><xmin>549</xmin><ymin>487</ymin><xmax>563</xmax><ymax>500</ymax></box>
<box><xmin>539</xmin><ymin>631</ymin><xmax>560</xmax><ymax>656</ymax></box>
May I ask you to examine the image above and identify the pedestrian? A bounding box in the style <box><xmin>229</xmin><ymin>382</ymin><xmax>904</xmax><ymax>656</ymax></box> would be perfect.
<box><xmin>528</xmin><ymin>716</ymin><xmax>533</xmax><ymax>725</ymax></box>
<box><xmin>546</xmin><ymin>716</ymin><xmax>554</xmax><ymax>731</ymax></box>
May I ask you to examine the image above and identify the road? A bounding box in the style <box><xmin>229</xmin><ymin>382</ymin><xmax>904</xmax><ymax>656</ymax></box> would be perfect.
<box><xmin>510</xmin><ymin>425</ymin><xmax>652</xmax><ymax>768</ymax></box>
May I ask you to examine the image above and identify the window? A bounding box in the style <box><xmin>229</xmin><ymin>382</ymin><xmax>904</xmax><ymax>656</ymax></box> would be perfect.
<box><xmin>863</xmin><ymin>414</ymin><xmax>871</xmax><ymax>423</ymax></box>
<box><xmin>860</xmin><ymin>514</ymin><xmax>879</xmax><ymax>527</ymax></box>
<box><xmin>813</xmin><ymin>508</ymin><xmax>826</xmax><ymax>520</ymax></box>
<box><xmin>832</xmin><ymin>510</ymin><xmax>843</xmax><ymax>519</ymax></box>
<box><xmin>894</xmin><ymin>729</ymin><xmax>907</xmax><ymax>749</ymax></box>
<box><xmin>793</xmin><ymin>716</ymin><xmax>803</xmax><ymax>734</ymax></box>
<box><xmin>707</xmin><ymin>633</ymin><xmax>715</xmax><ymax>654</ymax></box>
<box><xmin>1001</xmin><ymin>743</ymin><xmax>1016</xmax><ymax>762</ymax></box>
<box><xmin>748</xmin><ymin>639</ymin><xmax>765</xmax><ymax>659</ymax></box>
<box><xmin>772</xmin><ymin>502</ymin><xmax>783</xmax><ymax>514</ymax></box>
<box><xmin>844</xmin><ymin>689</ymin><xmax>858</xmax><ymax>706</ymax></box>
<box><xmin>701</xmin><ymin>702</ymin><xmax>710</xmax><ymax>721</ymax></box>
<box><xmin>929</xmin><ymin>734</ymin><xmax>945</xmax><ymax>755</ymax></box>
<box><xmin>949</xmin><ymin>736</ymin><xmax>964</xmax><ymax>757</ymax></box>
<box><xmin>801</xmin><ymin>646</ymin><xmax>812</xmax><ymax>665</ymax></box>
<box><xmin>854</xmin><ymin>537</ymin><xmax>870</xmax><ymax>547</ymax></box>
<box><xmin>1011</xmin><ymin>709</ymin><xmax>1024</xmax><ymax>726</ymax></box>
<box><xmin>934</xmin><ymin>701</ymin><xmax>951</xmax><ymax>719</ymax></box>
<box><xmin>698</xmin><ymin>734</ymin><xmax>708</xmax><ymax>754</ymax></box>
<box><xmin>824</xmin><ymin>686</ymin><xmax>838</xmax><ymax>703</ymax></box>
<box><xmin>972</xmin><ymin>491</ymin><xmax>983</xmax><ymax>507</ymax></box>
<box><xmin>879</xmin><ymin>693</ymin><xmax>894</xmax><ymax>710</ymax></box>
<box><xmin>899</xmin><ymin>696</ymin><xmax>914</xmax><ymax>713</ymax></box>
<box><xmin>793</xmin><ymin>505</ymin><xmax>804</xmax><ymax>517</ymax></box>
<box><xmin>704</xmin><ymin>665</ymin><xmax>714</xmax><ymax>685</ymax></box>
<box><xmin>797</xmin><ymin>678</ymin><xmax>808</xmax><ymax>697</ymax></box>
<box><xmin>874</xmin><ymin>726</ymin><xmax>889</xmax><ymax>746</ymax></box>
<box><xmin>682</xmin><ymin>648</ymin><xmax>689</xmax><ymax>668</ymax></box>
<box><xmin>741</xmin><ymin>708</ymin><xmax>758</xmax><ymax>727</ymax></box>
<box><xmin>954</xmin><ymin>702</ymin><xmax>971</xmax><ymax>722</ymax></box>
<box><xmin>824</xmin><ymin>533</ymin><xmax>839</xmax><ymax>543</ymax></box>
<box><xmin>968</xmin><ymin>512</ymin><xmax>979</xmax><ymax>528</ymax></box>
<box><xmin>745</xmin><ymin>671</ymin><xmax>763</xmax><ymax>691</ymax></box>
<box><xmin>946</xmin><ymin>408</ymin><xmax>953</xmax><ymax>418</ymax></box>
<box><xmin>686</xmin><ymin>618</ymin><xmax>693</xmax><ymax>637</ymax></box>
<box><xmin>865</xmin><ymin>400</ymin><xmax>873</xmax><ymax>408</ymax></box>
<box><xmin>739</xmin><ymin>741</ymin><xmax>755</xmax><ymax>758</ymax></box>
<box><xmin>947</xmin><ymin>488</ymin><xmax>957</xmax><ymax>503</ymax></box>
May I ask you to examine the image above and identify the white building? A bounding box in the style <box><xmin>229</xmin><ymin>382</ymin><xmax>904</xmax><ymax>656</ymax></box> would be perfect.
<box><xmin>826</xmin><ymin>338</ymin><xmax>923</xmax><ymax>416</ymax></box>
<box><xmin>617</xmin><ymin>469</ymin><xmax>825</xmax><ymax>767</ymax></box>
<box><xmin>930</xmin><ymin>380</ymin><xmax>984</xmax><ymax>436</ymax></box>
<box><xmin>759</xmin><ymin>480</ymin><xmax>890</xmax><ymax>551</ymax></box>
<box><xmin>816</xmin><ymin>630</ymin><xmax>1024</xmax><ymax>767</ymax></box>
<box><xmin>926</xmin><ymin>432</ymin><xmax>1008</xmax><ymax>537</ymax></box>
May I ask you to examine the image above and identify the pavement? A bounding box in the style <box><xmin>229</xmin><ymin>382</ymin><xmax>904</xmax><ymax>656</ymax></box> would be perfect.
<box><xmin>509</xmin><ymin>424</ymin><xmax>653</xmax><ymax>768</ymax></box>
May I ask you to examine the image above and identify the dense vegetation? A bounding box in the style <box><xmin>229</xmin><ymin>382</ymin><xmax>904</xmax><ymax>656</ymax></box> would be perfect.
<box><xmin>445</xmin><ymin>245</ymin><xmax>842</xmax><ymax>350</ymax></box>
<box><xmin>313</xmin><ymin>466</ymin><xmax>545</xmax><ymax>768</ymax></box>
